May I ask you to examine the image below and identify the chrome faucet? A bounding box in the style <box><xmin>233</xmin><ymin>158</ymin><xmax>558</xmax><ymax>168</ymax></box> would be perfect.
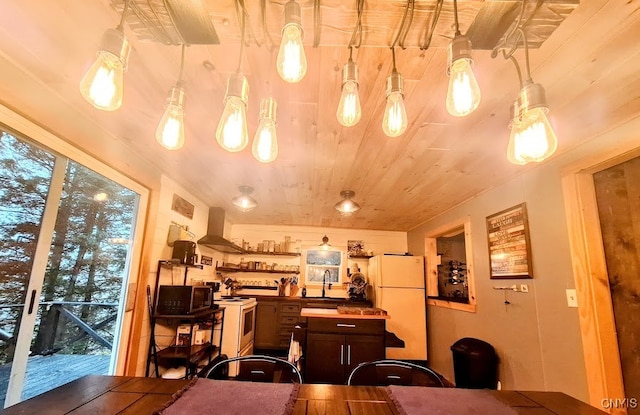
<box><xmin>322</xmin><ymin>269</ymin><xmax>331</xmax><ymax>298</ymax></box>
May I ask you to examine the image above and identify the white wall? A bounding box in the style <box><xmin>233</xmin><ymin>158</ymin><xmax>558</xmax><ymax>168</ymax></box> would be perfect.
<box><xmin>134</xmin><ymin>175</ymin><xmax>225</xmax><ymax>374</ymax></box>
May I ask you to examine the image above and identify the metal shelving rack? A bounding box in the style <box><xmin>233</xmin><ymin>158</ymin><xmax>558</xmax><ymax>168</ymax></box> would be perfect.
<box><xmin>145</xmin><ymin>260</ymin><xmax>225</xmax><ymax>379</ymax></box>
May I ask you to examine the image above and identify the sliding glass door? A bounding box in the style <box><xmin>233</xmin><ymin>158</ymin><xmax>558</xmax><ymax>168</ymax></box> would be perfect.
<box><xmin>0</xmin><ymin>127</ymin><xmax>145</xmax><ymax>407</ymax></box>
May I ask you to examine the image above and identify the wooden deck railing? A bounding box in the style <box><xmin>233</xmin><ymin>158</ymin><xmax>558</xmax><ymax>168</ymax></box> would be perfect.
<box><xmin>0</xmin><ymin>301</ymin><xmax>118</xmax><ymax>356</ymax></box>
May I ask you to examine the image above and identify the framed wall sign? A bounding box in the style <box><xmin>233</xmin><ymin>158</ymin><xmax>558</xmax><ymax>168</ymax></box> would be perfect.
<box><xmin>486</xmin><ymin>203</ymin><xmax>533</xmax><ymax>279</ymax></box>
<box><xmin>171</xmin><ymin>194</ymin><xmax>194</xmax><ymax>219</ymax></box>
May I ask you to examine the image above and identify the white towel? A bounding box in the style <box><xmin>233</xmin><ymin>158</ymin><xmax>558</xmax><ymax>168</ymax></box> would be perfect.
<box><xmin>287</xmin><ymin>333</ymin><xmax>302</xmax><ymax>370</ymax></box>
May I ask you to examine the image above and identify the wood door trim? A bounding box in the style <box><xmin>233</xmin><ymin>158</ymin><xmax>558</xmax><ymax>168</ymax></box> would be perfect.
<box><xmin>562</xmin><ymin>170</ymin><xmax>625</xmax><ymax>410</ymax></box>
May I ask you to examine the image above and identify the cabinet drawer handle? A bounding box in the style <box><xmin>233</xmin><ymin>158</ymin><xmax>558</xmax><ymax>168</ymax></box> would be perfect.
<box><xmin>347</xmin><ymin>345</ymin><xmax>351</xmax><ymax>365</ymax></box>
<box><xmin>340</xmin><ymin>345</ymin><xmax>344</xmax><ymax>365</ymax></box>
<box><xmin>336</xmin><ymin>323</ymin><xmax>356</xmax><ymax>328</ymax></box>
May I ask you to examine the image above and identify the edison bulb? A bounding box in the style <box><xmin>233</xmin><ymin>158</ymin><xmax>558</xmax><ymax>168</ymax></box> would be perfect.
<box><xmin>80</xmin><ymin>51</ymin><xmax>125</xmax><ymax>111</ymax></box>
<box><xmin>506</xmin><ymin>121</ymin><xmax>527</xmax><ymax>165</ymax></box>
<box><xmin>79</xmin><ymin>28</ymin><xmax>129</xmax><ymax>111</ymax></box>
<box><xmin>337</xmin><ymin>80</ymin><xmax>361</xmax><ymax>127</ymax></box>
<box><xmin>446</xmin><ymin>58</ymin><xmax>481</xmax><ymax>117</ymax></box>
<box><xmin>252</xmin><ymin>119</ymin><xmax>278</xmax><ymax>163</ymax></box>
<box><xmin>216</xmin><ymin>96</ymin><xmax>249</xmax><ymax>152</ymax></box>
<box><xmin>516</xmin><ymin>108</ymin><xmax>558</xmax><ymax>163</ymax></box>
<box><xmin>277</xmin><ymin>24</ymin><xmax>307</xmax><ymax>83</ymax></box>
<box><xmin>382</xmin><ymin>91</ymin><xmax>408</xmax><ymax>137</ymax></box>
<box><xmin>155</xmin><ymin>87</ymin><xmax>185</xmax><ymax>150</ymax></box>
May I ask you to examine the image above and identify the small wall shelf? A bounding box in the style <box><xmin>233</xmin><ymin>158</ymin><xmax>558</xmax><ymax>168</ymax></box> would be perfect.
<box><xmin>348</xmin><ymin>255</ymin><xmax>373</xmax><ymax>259</ymax></box>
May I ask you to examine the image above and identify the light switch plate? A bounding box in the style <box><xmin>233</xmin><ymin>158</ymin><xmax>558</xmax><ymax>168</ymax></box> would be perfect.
<box><xmin>566</xmin><ymin>289</ymin><xmax>578</xmax><ymax>308</ymax></box>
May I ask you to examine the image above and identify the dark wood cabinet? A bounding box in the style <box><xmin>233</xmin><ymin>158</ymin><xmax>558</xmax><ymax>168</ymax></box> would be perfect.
<box><xmin>278</xmin><ymin>302</ymin><xmax>302</xmax><ymax>348</ymax></box>
<box><xmin>305</xmin><ymin>333</ymin><xmax>345</xmax><ymax>384</ymax></box>
<box><xmin>254</xmin><ymin>299</ymin><xmax>302</xmax><ymax>349</ymax></box>
<box><xmin>305</xmin><ymin>317</ymin><xmax>385</xmax><ymax>384</ymax></box>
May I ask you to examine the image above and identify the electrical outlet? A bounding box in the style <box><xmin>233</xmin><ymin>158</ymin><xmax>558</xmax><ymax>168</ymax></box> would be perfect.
<box><xmin>566</xmin><ymin>289</ymin><xmax>578</xmax><ymax>308</ymax></box>
<box><xmin>520</xmin><ymin>284</ymin><xmax>529</xmax><ymax>293</ymax></box>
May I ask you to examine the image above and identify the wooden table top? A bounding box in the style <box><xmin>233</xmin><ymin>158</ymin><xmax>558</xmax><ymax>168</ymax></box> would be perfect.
<box><xmin>0</xmin><ymin>375</ymin><xmax>606</xmax><ymax>415</ymax></box>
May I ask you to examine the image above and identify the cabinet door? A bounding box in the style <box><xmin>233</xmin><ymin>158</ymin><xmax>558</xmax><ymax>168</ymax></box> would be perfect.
<box><xmin>305</xmin><ymin>333</ymin><xmax>345</xmax><ymax>384</ymax></box>
<box><xmin>345</xmin><ymin>334</ymin><xmax>385</xmax><ymax>375</ymax></box>
<box><xmin>254</xmin><ymin>301</ymin><xmax>279</xmax><ymax>348</ymax></box>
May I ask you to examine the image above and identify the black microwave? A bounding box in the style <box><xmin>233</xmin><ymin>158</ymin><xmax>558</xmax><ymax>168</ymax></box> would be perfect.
<box><xmin>156</xmin><ymin>285</ymin><xmax>212</xmax><ymax>315</ymax></box>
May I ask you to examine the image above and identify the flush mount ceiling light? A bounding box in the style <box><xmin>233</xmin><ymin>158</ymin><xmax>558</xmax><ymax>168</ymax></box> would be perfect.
<box><xmin>334</xmin><ymin>190</ymin><xmax>361</xmax><ymax>216</ymax></box>
<box><xmin>79</xmin><ymin>0</ymin><xmax>131</xmax><ymax>111</ymax></box>
<box><xmin>231</xmin><ymin>185</ymin><xmax>257</xmax><ymax>212</ymax></box>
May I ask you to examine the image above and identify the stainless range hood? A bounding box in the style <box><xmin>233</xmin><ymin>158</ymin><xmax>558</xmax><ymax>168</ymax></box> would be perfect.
<box><xmin>197</xmin><ymin>207</ymin><xmax>245</xmax><ymax>254</ymax></box>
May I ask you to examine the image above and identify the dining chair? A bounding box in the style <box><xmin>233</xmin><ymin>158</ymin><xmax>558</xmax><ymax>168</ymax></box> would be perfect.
<box><xmin>202</xmin><ymin>354</ymin><xmax>303</xmax><ymax>384</ymax></box>
<box><xmin>347</xmin><ymin>359</ymin><xmax>445</xmax><ymax>387</ymax></box>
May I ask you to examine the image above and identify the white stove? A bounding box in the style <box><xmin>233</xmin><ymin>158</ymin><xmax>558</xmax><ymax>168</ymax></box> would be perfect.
<box><xmin>217</xmin><ymin>297</ymin><xmax>257</xmax><ymax>376</ymax></box>
<box><xmin>218</xmin><ymin>296</ymin><xmax>258</xmax><ymax>307</ymax></box>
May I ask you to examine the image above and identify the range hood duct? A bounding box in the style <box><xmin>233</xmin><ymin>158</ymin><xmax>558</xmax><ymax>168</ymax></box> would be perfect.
<box><xmin>197</xmin><ymin>207</ymin><xmax>245</xmax><ymax>254</ymax></box>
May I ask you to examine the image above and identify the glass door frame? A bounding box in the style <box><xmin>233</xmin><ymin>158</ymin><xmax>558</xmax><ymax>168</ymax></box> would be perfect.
<box><xmin>0</xmin><ymin>104</ymin><xmax>149</xmax><ymax>406</ymax></box>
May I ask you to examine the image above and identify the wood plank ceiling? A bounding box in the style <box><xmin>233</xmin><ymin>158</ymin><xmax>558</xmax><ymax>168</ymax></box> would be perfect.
<box><xmin>0</xmin><ymin>0</ymin><xmax>635</xmax><ymax>231</ymax></box>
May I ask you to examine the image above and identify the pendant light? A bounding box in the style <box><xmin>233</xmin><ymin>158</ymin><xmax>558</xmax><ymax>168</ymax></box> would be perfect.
<box><xmin>319</xmin><ymin>235</ymin><xmax>331</xmax><ymax>250</ymax></box>
<box><xmin>252</xmin><ymin>97</ymin><xmax>279</xmax><ymax>163</ymax></box>
<box><xmin>445</xmin><ymin>0</ymin><xmax>481</xmax><ymax>117</ymax></box>
<box><xmin>276</xmin><ymin>0</ymin><xmax>307</xmax><ymax>83</ymax></box>
<box><xmin>334</xmin><ymin>190</ymin><xmax>361</xmax><ymax>216</ymax></box>
<box><xmin>232</xmin><ymin>185</ymin><xmax>258</xmax><ymax>212</ymax></box>
<box><xmin>216</xmin><ymin>10</ymin><xmax>250</xmax><ymax>153</ymax></box>
<box><xmin>336</xmin><ymin>48</ymin><xmax>362</xmax><ymax>127</ymax></box>
<box><xmin>79</xmin><ymin>0</ymin><xmax>131</xmax><ymax>111</ymax></box>
<box><xmin>155</xmin><ymin>45</ymin><xmax>187</xmax><ymax>150</ymax></box>
<box><xmin>506</xmin><ymin>29</ymin><xmax>558</xmax><ymax>165</ymax></box>
<box><xmin>382</xmin><ymin>48</ymin><xmax>408</xmax><ymax>137</ymax></box>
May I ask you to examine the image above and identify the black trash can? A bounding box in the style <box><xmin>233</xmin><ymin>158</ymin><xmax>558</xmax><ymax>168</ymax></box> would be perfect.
<box><xmin>450</xmin><ymin>338</ymin><xmax>498</xmax><ymax>389</ymax></box>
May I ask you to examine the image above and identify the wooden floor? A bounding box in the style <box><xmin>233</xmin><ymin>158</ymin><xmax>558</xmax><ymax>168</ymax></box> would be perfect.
<box><xmin>0</xmin><ymin>354</ymin><xmax>111</xmax><ymax>404</ymax></box>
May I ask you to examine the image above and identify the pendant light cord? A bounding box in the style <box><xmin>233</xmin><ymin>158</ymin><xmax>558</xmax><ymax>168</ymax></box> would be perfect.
<box><xmin>261</xmin><ymin>0</ymin><xmax>274</xmax><ymax>50</ymax></box>
<box><xmin>177</xmin><ymin>44</ymin><xmax>186</xmax><ymax>85</ymax></box>
<box><xmin>116</xmin><ymin>0</ymin><xmax>129</xmax><ymax>32</ymax></box>
<box><xmin>314</xmin><ymin>0</ymin><xmax>321</xmax><ymax>47</ymax></box>
<box><xmin>348</xmin><ymin>0</ymin><xmax>364</xmax><ymax>49</ymax></box>
<box><xmin>391</xmin><ymin>47</ymin><xmax>397</xmax><ymax>71</ymax></box>
<box><xmin>420</xmin><ymin>0</ymin><xmax>443</xmax><ymax>50</ymax></box>
<box><xmin>236</xmin><ymin>0</ymin><xmax>247</xmax><ymax>73</ymax></box>
<box><xmin>453</xmin><ymin>0</ymin><xmax>460</xmax><ymax>35</ymax></box>
<box><xmin>391</xmin><ymin>0</ymin><xmax>414</xmax><ymax>50</ymax></box>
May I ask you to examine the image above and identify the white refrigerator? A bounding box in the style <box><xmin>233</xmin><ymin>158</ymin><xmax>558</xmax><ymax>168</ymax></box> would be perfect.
<box><xmin>369</xmin><ymin>255</ymin><xmax>427</xmax><ymax>360</ymax></box>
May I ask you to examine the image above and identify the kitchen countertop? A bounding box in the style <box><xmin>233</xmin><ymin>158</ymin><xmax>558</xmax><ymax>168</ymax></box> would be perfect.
<box><xmin>301</xmin><ymin>307</ymin><xmax>390</xmax><ymax>319</ymax></box>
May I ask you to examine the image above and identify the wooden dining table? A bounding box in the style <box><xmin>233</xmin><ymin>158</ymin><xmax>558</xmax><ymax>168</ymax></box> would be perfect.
<box><xmin>0</xmin><ymin>375</ymin><xmax>606</xmax><ymax>415</ymax></box>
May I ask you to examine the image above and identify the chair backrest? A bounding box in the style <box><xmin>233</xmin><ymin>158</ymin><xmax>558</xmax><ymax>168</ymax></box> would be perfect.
<box><xmin>347</xmin><ymin>359</ymin><xmax>445</xmax><ymax>387</ymax></box>
<box><xmin>202</xmin><ymin>354</ymin><xmax>303</xmax><ymax>384</ymax></box>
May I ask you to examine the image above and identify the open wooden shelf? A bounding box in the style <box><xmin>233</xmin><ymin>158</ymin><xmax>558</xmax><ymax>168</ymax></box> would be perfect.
<box><xmin>216</xmin><ymin>266</ymin><xmax>300</xmax><ymax>274</ymax></box>
<box><xmin>241</xmin><ymin>251</ymin><xmax>301</xmax><ymax>257</ymax></box>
